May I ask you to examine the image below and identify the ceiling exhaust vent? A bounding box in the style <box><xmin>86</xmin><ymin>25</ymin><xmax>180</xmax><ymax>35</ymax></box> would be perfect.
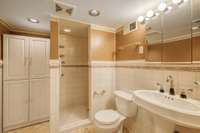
<box><xmin>54</xmin><ymin>0</ymin><xmax>76</xmax><ymax>16</ymax></box>
<box><xmin>123</xmin><ymin>21</ymin><xmax>138</xmax><ymax>35</ymax></box>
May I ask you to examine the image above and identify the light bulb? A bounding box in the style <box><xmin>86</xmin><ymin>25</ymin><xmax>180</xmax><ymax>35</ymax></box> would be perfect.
<box><xmin>146</xmin><ymin>10</ymin><xmax>154</xmax><ymax>18</ymax></box>
<box><xmin>168</xmin><ymin>6</ymin><xmax>173</xmax><ymax>11</ymax></box>
<box><xmin>172</xmin><ymin>0</ymin><xmax>182</xmax><ymax>4</ymax></box>
<box><xmin>158</xmin><ymin>2</ymin><xmax>167</xmax><ymax>11</ymax></box>
<box><xmin>137</xmin><ymin>16</ymin><xmax>145</xmax><ymax>23</ymax></box>
<box><xmin>145</xmin><ymin>18</ymin><xmax>150</xmax><ymax>21</ymax></box>
<box><xmin>155</xmin><ymin>12</ymin><xmax>160</xmax><ymax>16</ymax></box>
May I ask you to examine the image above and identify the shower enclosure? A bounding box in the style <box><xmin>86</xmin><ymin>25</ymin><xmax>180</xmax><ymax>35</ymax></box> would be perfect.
<box><xmin>58</xmin><ymin>19</ymin><xmax>90</xmax><ymax>131</ymax></box>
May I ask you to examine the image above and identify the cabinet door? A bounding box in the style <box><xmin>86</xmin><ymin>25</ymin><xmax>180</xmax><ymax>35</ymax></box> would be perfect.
<box><xmin>30</xmin><ymin>78</ymin><xmax>50</xmax><ymax>122</ymax></box>
<box><xmin>3</xmin><ymin>80</ymin><xmax>29</xmax><ymax>128</ymax></box>
<box><xmin>3</xmin><ymin>35</ymin><xmax>29</xmax><ymax>80</ymax></box>
<box><xmin>30</xmin><ymin>38</ymin><xmax>50</xmax><ymax>79</ymax></box>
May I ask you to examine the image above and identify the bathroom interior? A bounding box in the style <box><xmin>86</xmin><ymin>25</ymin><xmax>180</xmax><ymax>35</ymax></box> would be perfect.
<box><xmin>0</xmin><ymin>0</ymin><xmax>200</xmax><ymax>133</ymax></box>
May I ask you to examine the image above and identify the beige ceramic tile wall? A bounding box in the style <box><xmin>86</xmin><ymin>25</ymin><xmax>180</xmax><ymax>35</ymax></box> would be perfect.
<box><xmin>60</xmin><ymin>67</ymin><xmax>88</xmax><ymax>110</ymax></box>
<box><xmin>59</xmin><ymin>34</ymin><xmax>88</xmax><ymax>65</ymax></box>
<box><xmin>116</xmin><ymin>67</ymin><xmax>200</xmax><ymax>133</ymax></box>
<box><xmin>90</xmin><ymin>66</ymin><xmax>115</xmax><ymax>119</ymax></box>
<box><xmin>59</xmin><ymin>33</ymin><xmax>88</xmax><ymax>112</ymax></box>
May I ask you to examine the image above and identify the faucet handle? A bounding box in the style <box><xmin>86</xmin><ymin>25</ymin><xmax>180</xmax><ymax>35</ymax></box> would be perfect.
<box><xmin>194</xmin><ymin>81</ymin><xmax>200</xmax><ymax>86</ymax></box>
<box><xmin>187</xmin><ymin>88</ymin><xmax>193</xmax><ymax>92</ymax></box>
<box><xmin>180</xmin><ymin>89</ymin><xmax>187</xmax><ymax>99</ymax></box>
<box><xmin>166</xmin><ymin>75</ymin><xmax>173</xmax><ymax>82</ymax></box>
<box><xmin>156</xmin><ymin>82</ymin><xmax>164</xmax><ymax>93</ymax></box>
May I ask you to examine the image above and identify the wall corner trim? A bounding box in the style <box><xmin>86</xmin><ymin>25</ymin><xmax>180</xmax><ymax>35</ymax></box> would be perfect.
<box><xmin>49</xmin><ymin>59</ymin><xmax>60</xmax><ymax>133</ymax></box>
<box><xmin>49</xmin><ymin>59</ymin><xmax>60</xmax><ymax>68</ymax></box>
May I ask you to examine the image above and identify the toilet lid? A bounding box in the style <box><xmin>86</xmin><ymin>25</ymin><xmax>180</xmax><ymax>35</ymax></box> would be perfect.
<box><xmin>95</xmin><ymin>110</ymin><xmax>120</xmax><ymax>125</ymax></box>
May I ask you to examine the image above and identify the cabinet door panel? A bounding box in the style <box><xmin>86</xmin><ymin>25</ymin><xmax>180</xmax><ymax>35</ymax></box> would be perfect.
<box><xmin>3</xmin><ymin>35</ymin><xmax>29</xmax><ymax>80</ymax></box>
<box><xmin>3</xmin><ymin>80</ymin><xmax>29</xmax><ymax>128</ymax></box>
<box><xmin>30</xmin><ymin>38</ymin><xmax>50</xmax><ymax>79</ymax></box>
<box><xmin>30</xmin><ymin>78</ymin><xmax>50</xmax><ymax>122</ymax></box>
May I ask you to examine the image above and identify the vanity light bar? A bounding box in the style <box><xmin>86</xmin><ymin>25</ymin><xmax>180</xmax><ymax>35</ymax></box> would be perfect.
<box><xmin>137</xmin><ymin>0</ymin><xmax>186</xmax><ymax>24</ymax></box>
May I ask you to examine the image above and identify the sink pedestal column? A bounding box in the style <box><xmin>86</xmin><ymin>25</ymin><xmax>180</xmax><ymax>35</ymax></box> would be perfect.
<box><xmin>154</xmin><ymin>115</ymin><xmax>175</xmax><ymax>133</ymax></box>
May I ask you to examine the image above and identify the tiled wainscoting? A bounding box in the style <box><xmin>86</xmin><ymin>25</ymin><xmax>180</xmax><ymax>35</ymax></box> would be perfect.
<box><xmin>115</xmin><ymin>63</ymin><xmax>200</xmax><ymax>133</ymax></box>
<box><xmin>89</xmin><ymin>62</ymin><xmax>116</xmax><ymax>119</ymax></box>
<box><xmin>51</xmin><ymin>61</ymin><xmax>200</xmax><ymax>133</ymax></box>
<box><xmin>116</xmin><ymin>67</ymin><xmax>200</xmax><ymax>100</ymax></box>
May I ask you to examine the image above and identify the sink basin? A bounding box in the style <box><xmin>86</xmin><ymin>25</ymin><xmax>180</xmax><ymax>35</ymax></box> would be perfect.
<box><xmin>133</xmin><ymin>90</ymin><xmax>200</xmax><ymax>133</ymax></box>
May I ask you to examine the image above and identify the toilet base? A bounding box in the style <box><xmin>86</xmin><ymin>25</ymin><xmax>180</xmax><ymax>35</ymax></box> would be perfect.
<box><xmin>95</xmin><ymin>116</ymin><xmax>126</xmax><ymax>133</ymax></box>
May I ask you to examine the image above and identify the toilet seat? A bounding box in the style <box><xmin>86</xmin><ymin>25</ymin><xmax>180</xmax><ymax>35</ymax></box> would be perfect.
<box><xmin>95</xmin><ymin>110</ymin><xmax>120</xmax><ymax>125</ymax></box>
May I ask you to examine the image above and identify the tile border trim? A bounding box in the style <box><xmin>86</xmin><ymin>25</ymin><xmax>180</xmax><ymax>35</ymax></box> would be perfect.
<box><xmin>88</xmin><ymin>61</ymin><xmax>200</xmax><ymax>71</ymax></box>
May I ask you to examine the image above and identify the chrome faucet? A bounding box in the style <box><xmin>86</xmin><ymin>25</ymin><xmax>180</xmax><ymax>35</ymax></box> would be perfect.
<box><xmin>166</xmin><ymin>75</ymin><xmax>175</xmax><ymax>95</ymax></box>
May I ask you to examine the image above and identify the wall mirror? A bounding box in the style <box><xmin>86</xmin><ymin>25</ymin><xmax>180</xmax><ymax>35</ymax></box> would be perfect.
<box><xmin>145</xmin><ymin>12</ymin><xmax>162</xmax><ymax>62</ymax></box>
<box><xmin>162</xmin><ymin>0</ymin><xmax>191</xmax><ymax>62</ymax></box>
<box><xmin>145</xmin><ymin>0</ymin><xmax>196</xmax><ymax>63</ymax></box>
<box><xmin>192</xmin><ymin>0</ymin><xmax>200</xmax><ymax>62</ymax></box>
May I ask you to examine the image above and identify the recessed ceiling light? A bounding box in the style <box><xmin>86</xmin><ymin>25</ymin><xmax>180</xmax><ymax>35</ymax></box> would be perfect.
<box><xmin>64</xmin><ymin>29</ymin><xmax>71</xmax><ymax>33</ymax></box>
<box><xmin>158</xmin><ymin>2</ymin><xmax>167</xmax><ymax>12</ymax></box>
<box><xmin>146</xmin><ymin>10</ymin><xmax>154</xmax><ymax>18</ymax></box>
<box><xmin>27</xmin><ymin>18</ymin><xmax>40</xmax><ymax>23</ymax></box>
<box><xmin>137</xmin><ymin>16</ymin><xmax>145</xmax><ymax>23</ymax></box>
<box><xmin>172</xmin><ymin>0</ymin><xmax>182</xmax><ymax>4</ymax></box>
<box><xmin>88</xmin><ymin>9</ymin><xmax>100</xmax><ymax>17</ymax></box>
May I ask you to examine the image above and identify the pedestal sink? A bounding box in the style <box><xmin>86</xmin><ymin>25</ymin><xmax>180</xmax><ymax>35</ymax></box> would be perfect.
<box><xmin>133</xmin><ymin>90</ymin><xmax>200</xmax><ymax>133</ymax></box>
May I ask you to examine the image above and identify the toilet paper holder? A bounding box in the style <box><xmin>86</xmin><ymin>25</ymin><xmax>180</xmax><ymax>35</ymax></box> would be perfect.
<box><xmin>94</xmin><ymin>90</ymin><xmax>106</xmax><ymax>96</ymax></box>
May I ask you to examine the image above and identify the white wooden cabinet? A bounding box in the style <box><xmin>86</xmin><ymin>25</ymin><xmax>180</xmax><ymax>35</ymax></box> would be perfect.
<box><xmin>30</xmin><ymin>78</ymin><xmax>50</xmax><ymax>122</ymax></box>
<box><xmin>3</xmin><ymin>35</ymin><xmax>50</xmax><ymax>131</ymax></box>
<box><xmin>30</xmin><ymin>38</ymin><xmax>50</xmax><ymax>79</ymax></box>
<box><xmin>3</xmin><ymin>80</ymin><xmax>29</xmax><ymax>129</ymax></box>
<box><xmin>3</xmin><ymin>35</ymin><xmax>29</xmax><ymax>80</ymax></box>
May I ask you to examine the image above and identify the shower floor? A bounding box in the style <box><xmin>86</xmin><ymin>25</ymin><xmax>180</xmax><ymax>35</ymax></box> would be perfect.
<box><xmin>60</xmin><ymin>105</ymin><xmax>88</xmax><ymax>128</ymax></box>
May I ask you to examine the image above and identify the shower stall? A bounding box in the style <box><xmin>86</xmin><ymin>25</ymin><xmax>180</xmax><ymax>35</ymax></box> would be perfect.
<box><xmin>58</xmin><ymin>19</ymin><xmax>90</xmax><ymax>131</ymax></box>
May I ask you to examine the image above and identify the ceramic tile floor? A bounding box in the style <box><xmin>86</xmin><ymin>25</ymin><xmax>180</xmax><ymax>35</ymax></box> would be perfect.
<box><xmin>71</xmin><ymin>125</ymin><xmax>96</xmax><ymax>133</ymax></box>
<box><xmin>4</xmin><ymin>122</ymin><xmax>49</xmax><ymax>133</ymax></box>
<box><xmin>60</xmin><ymin>105</ymin><xmax>88</xmax><ymax>127</ymax></box>
<box><xmin>4</xmin><ymin>122</ymin><xmax>128</xmax><ymax>133</ymax></box>
<box><xmin>72</xmin><ymin>125</ymin><xmax>129</xmax><ymax>133</ymax></box>
<box><xmin>3</xmin><ymin>123</ymin><xmax>95</xmax><ymax>133</ymax></box>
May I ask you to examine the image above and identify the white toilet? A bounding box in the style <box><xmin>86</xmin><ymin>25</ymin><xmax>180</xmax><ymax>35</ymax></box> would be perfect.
<box><xmin>94</xmin><ymin>90</ymin><xmax>137</xmax><ymax>133</ymax></box>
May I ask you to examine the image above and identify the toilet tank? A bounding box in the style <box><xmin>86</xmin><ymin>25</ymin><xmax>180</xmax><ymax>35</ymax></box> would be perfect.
<box><xmin>114</xmin><ymin>90</ymin><xmax>137</xmax><ymax>117</ymax></box>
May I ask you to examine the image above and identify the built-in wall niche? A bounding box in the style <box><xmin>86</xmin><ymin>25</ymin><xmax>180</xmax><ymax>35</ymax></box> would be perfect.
<box><xmin>145</xmin><ymin>0</ymin><xmax>200</xmax><ymax>63</ymax></box>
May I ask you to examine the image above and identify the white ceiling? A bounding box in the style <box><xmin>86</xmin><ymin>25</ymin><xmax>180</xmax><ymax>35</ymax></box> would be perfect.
<box><xmin>0</xmin><ymin>0</ymin><xmax>54</xmax><ymax>33</ymax></box>
<box><xmin>0</xmin><ymin>0</ymin><xmax>161</xmax><ymax>33</ymax></box>
<box><xmin>57</xmin><ymin>0</ymin><xmax>161</xmax><ymax>28</ymax></box>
